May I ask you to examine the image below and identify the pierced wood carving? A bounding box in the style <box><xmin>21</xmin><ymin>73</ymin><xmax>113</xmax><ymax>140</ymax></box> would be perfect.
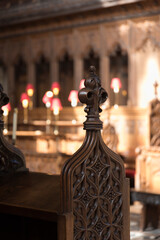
<box><xmin>61</xmin><ymin>66</ymin><xmax>130</xmax><ymax>240</ymax></box>
<box><xmin>149</xmin><ymin>82</ymin><xmax>160</xmax><ymax>146</ymax></box>
<box><xmin>0</xmin><ymin>84</ymin><xmax>27</xmax><ymax>175</ymax></box>
<box><xmin>149</xmin><ymin>81</ymin><xmax>160</xmax><ymax>145</ymax></box>
<box><xmin>150</xmin><ymin>98</ymin><xmax>160</xmax><ymax>146</ymax></box>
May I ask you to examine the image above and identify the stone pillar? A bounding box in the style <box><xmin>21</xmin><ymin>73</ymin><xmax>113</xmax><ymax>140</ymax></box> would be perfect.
<box><xmin>50</xmin><ymin>59</ymin><xmax>59</xmax><ymax>84</ymax></box>
<box><xmin>49</xmin><ymin>33</ymin><xmax>59</xmax><ymax>85</ymax></box>
<box><xmin>100</xmin><ymin>55</ymin><xmax>110</xmax><ymax>93</ymax></box>
<box><xmin>99</xmin><ymin>25</ymin><xmax>110</xmax><ymax>93</ymax></box>
<box><xmin>73</xmin><ymin>29</ymin><xmax>83</xmax><ymax>90</ymax></box>
<box><xmin>74</xmin><ymin>56</ymin><xmax>83</xmax><ymax>90</ymax></box>
<box><xmin>128</xmin><ymin>20</ymin><xmax>137</xmax><ymax>107</ymax></box>
<box><xmin>27</xmin><ymin>61</ymin><xmax>36</xmax><ymax>106</ymax></box>
<box><xmin>28</xmin><ymin>61</ymin><xmax>35</xmax><ymax>85</ymax></box>
<box><xmin>7</xmin><ymin>64</ymin><xmax>15</xmax><ymax>106</ymax></box>
<box><xmin>128</xmin><ymin>51</ymin><xmax>137</xmax><ymax>106</ymax></box>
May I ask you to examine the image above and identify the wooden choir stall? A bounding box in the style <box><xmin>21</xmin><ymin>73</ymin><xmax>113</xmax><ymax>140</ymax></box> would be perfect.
<box><xmin>0</xmin><ymin>67</ymin><xmax>130</xmax><ymax>239</ymax></box>
<box><xmin>132</xmin><ymin>94</ymin><xmax>160</xmax><ymax>230</ymax></box>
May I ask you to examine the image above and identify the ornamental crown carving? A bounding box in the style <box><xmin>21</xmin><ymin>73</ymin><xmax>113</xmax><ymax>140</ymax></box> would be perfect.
<box><xmin>78</xmin><ymin>66</ymin><xmax>108</xmax><ymax>130</ymax></box>
<box><xmin>61</xmin><ymin>66</ymin><xmax>130</xmax><ymax>240</ymax></box>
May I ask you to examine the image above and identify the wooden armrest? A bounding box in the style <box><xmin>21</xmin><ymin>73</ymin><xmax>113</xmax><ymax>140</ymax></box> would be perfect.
<box><xmin>0</xmin><ymin>172</ymin><xmax>61</xmax><ymax>221</ymax></box>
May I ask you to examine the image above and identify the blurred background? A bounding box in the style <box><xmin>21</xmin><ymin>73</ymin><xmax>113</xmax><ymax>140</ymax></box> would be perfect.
<box><xmin>0</xmin><ymin>1</ymin><xmax>160</xmax><ymax>238</ymax></box>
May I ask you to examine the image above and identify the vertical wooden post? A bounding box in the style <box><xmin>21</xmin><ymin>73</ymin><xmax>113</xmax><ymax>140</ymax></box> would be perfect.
<box><xmin>61</xmin><ymin>66</ymin><xmax>130</xmax><ymax>240</ymax></box>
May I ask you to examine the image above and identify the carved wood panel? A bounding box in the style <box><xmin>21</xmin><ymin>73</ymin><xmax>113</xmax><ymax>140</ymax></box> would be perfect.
<box><xmin>73</xmin><ymin>139</ymin><xmax>123</xmax><ymax>240</ymax></box>
<box><xmin>61</xmin><ymin>66</ymin><xmax>130</xmax><ymax>240</ymax></box>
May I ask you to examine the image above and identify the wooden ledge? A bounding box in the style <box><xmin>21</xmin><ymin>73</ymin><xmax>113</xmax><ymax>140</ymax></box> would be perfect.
<box><xmin>0</xmin><ymin>172</ymin><xmax>61</xmax><ymax>221</ymax></box>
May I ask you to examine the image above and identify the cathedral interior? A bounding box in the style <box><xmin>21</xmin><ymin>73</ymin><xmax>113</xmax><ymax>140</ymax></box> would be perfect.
<box><xmin>0</xmin><ymin>0</ymin><xmax>160</xmax><ymax>239</ymax></box>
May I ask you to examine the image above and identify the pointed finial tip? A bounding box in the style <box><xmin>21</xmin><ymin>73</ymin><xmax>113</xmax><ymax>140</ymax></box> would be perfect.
<box><xmin>89</xmin><ymin>66</ymin><xmax>96</xmax><ymax>73</ymax></box>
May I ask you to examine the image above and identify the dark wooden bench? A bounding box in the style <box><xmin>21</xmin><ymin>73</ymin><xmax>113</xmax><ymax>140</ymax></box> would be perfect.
<box><xmin>0</xmin><ymin>173</ymin><xmax>60</xmax><ymax>239</ymax></box>
<box><xmin>0</xmin><ymin>67</ymin><xmax>130</xmax><ymax>239</ymax></box>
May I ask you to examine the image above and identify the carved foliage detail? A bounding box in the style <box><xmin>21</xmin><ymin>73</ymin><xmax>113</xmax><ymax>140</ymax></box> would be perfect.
<box><xmin>0</xmin><ymin>84</ymin><xmax>26</xmax><ymax>174</ymax></box>
<box><xmin>73</xmin><ymin>140</ymin><xmax>123</xmax><ymax>240</ymax></box>
<box><xmin>0</xmin><ymin>139</ymin><xmax>25</xmax><ymax>173</ymax></box>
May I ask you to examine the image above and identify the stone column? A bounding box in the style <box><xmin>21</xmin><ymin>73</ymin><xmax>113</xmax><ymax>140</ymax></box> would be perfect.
<box><xmin>100</xmin><ymin>55</ymin><xmax>110</xmax><ymax>92</ymax></box>
<box><xmin>128</xmin><ymin>50</ymin><xmax>137</xmax><ymax>106</ymax></box>
<box><xmin>74</xmin><ymin>56</ymin><xmax>83</xmax><ymax>90</ymax></box>
<box><xmin>28</xmin><ymin>61</ymin><xmax>35</xmax><ymax>85</ymax></box>
<box><xmin>50</xmin><ymin>59</ymin><xmax>59</xmax><ymax>84</ymax></box>
<box><xmin>27</xmin><ymin>61</ymin><xmax>36</xmax><ymax>106</ymax></box>
<box><xmin>128</xmin><ymin>20</ymin><xmax>137</xmax><ymax>107</ymax></box>
<box><xmin>99</xmin><ymin>25</ymin><xmax>110</xmax><ymax>93</ymax></box>
<box><xmin>49</xmin><ymin>33</ymin><xmax>59</xmax><ymax>85</ymax></box>
<box><xmin>73</xmin><ymin>29</ymin><xmax>83</xmax><ymax>90</ymax></box>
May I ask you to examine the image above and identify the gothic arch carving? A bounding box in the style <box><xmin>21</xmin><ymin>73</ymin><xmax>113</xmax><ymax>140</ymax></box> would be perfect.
<box><xmin>13</xmin><ymin>53</ymin><xmax>28</xmax><ymax>66</ymax></box>
<box><xmin>30</xmin><ymin>36</ymin><xmax>51</xmax><ymax>61</ymax></box>
<box><xmin>106</xmin><ymin>25</ymin><xmax>128</xmax><ymax>56</ymax></box>
<box><xmin>82</xmin><ymin>45</ymin><xmax>100</xmax><ymax>59</ymax></box>
<box><xmin>34</xmin><ymin>51</ymin><xmax>50</xmax><ymax>64</ymax></box>
<box><xmin>129</xmin><ymin>20</ymin><xmax>160</xmax><ymax>52</ymax></box>
<box><xmin>136</xmin><ymin>37</ymin><xmax>160</xmax><ymax>52</ymax></box>
<box><xmin>107</xmin><ymin>41</ymin><xmax>128</xmax><ymax>57</ymax></box>
<box><xmin>80</xmin><ymin>28</ymin><xmax>100</xmax><ymax>58</ymax></box>
<box><xmin>83</xmin><ymin>48</ymin><xmax>100</xmax><ymax>76</ymax></box>
<box><xmin>6</xmin><ymin>39</ymin><xmax>28</xmax><ymax>65</ymax></box>
<box><xmin>54</xmin><ymin>33</ymin><xmax>74</xmax><ymax>60</ymax></box>
<box><xmin>57</xmin><ymin>48</ymin><xmax>73</xmax><ymax>61</ymax></box>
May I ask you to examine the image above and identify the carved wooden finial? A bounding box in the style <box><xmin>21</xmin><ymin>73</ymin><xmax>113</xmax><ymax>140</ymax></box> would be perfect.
<box><xmin>62</xmin><ymin>66</ymin><xmax>130</xmax><ymax>240</ymax></box>
<box><xmin>78</xmin><ymin>66</ymin><xmax>108</xmax><ymax>130</ymax></box>
<box><xmin>0</xmin><ymin>85</ymin><xmax>27</xmax><ymax>175</ymax></box>
<box><xmin>0</xmin><ymin>84</ymin><xmax>9</xmax><ymax>126</ymax></box>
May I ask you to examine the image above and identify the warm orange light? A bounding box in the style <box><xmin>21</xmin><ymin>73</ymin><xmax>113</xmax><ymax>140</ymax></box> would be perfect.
<box><xmin>110</xmin><ymin>78</ymin><xmax>122</xmax><ymax>93</ymax></box>
<box><xmin>26</xmin><ymin>84</ymin><xmax>34</xmax><ymax>97</ymax></box>
<box><xmin>68</xmin><ymin>90</ymin><xmax>78</xmax><ymax>107</ymax></box>
<box><xmin>2</xmin><ymin>103</ymin><xmax>11</xmax><ymax>116</ymax></box>
<box><xmin>22</xmin><ymin>100</ymin><xmax>29</xmax><ymax>108</ymax></box>
<box><xmin>42</xmin><ymin>92</ymin><xmax>53</xmax><ymax>108</ymax></box>
<box><xmin>51</xmin><ymin>82</ymin><xmax>60</xmax><ymax>96</ymax></box>
<box><xmin>79</xmin><ymin>79</ymin><xmax>85</xmax><ymax>89</ymax></box>
<box><xmin>20</xmin><ymin>93</ymin><xmax>30</xmax><ymax>108</ymax></box>
<box><xmin>46</xmin><ymin>91</ymin><xmax>53</xmax><ymax>98</ymax></box>
<box><xmin>51</xmin><ymin>98</ymin><xmax>62</xmax><ymax>115</ymax></box>
<box><xmin>27</xmin><ymin>89</ymin><xmax>34</xmax><ymax>97</ymax></box>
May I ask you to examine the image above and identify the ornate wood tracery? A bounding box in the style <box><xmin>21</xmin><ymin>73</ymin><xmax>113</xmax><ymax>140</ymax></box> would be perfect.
<box><xmin>150</xmin><ymin>97</ymin><xmax>160</xmax><ymax>146</ymax></box>
<box><xmin>61</xmin><ymin>66</ymin><xmax>130</xmax><ymax>240</ymax></box>
<box><xmin>0</xmin><ymin>85</ymin><xmax>27</xmax><ymax>175</ymax></box>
